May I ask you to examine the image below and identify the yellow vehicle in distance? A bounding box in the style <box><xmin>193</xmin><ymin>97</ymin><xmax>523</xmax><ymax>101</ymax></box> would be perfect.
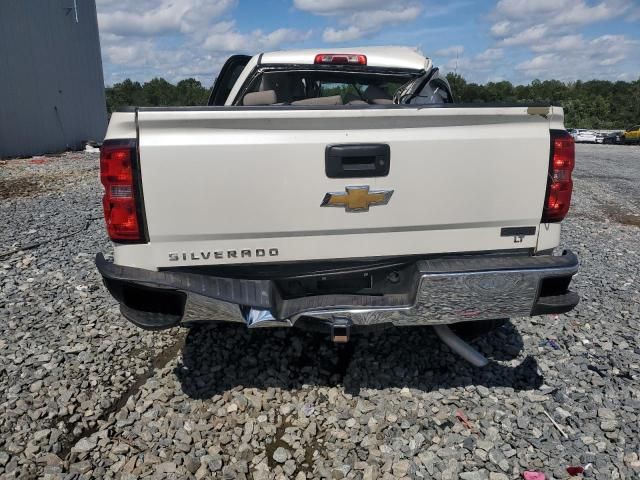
<box><xmin>624</xmin><ymin>125</ymin><xmax>640</xmax><ymax>144</ymax></box>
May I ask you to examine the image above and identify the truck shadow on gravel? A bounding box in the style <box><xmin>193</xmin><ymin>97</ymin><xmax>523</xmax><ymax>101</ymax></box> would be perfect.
<box><xmin>175</xmin><ymin>321</ymin><xmax>541</xmax><ymax>398</ymax></box>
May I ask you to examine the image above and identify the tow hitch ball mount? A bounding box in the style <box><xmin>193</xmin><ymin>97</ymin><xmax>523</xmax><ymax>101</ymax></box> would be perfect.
<box><xmin>328</xmin><ymin>317</ymin><xmax>488</xmax><ymax>367</ymax></box>
<box><xmin>330</xmin><ymin>317</ymin><xmax>351</xmax><ymax>343</ymax></box>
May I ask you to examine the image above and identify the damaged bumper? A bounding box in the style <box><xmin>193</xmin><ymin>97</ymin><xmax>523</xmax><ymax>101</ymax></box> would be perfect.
<box><xmin>95</xmin><ymin>251</ymin><xmax>579</xmax><ymax>331</ymax></box>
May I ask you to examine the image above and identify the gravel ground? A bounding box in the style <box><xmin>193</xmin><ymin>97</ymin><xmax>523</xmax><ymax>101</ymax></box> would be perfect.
<box><xmin>0</xmin><ymin>144</ymin><xmax>638</xmax><ymax>480</ymax></box>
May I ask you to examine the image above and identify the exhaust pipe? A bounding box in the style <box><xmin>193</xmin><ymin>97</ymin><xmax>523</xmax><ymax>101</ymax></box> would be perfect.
<box><xmin>433</xmin><ymin>325</ymin><xmax>489</xmax><ymax>367</ymax></box>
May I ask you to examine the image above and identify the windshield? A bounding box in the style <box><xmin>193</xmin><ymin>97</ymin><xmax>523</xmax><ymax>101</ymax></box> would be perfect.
<box><xmin>239</xmin><ymin>69</ymin><xmax>420</xmax><ymax>106</ymax></box>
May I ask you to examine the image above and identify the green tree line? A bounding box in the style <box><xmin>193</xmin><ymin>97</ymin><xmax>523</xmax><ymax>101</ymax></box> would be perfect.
<box><xmin>446</xmin><ymin>74</ymin><xmax>640</xmax><ymax>130</ymax></box>
<box><xmin>105</xmin><ymin>74</ymin><xmax>640</xmax><ymax>129</ymax></box>
<box><xmin>105</xmin><ymin>78</ymin><xmax>210</xmax><ymax>110</ymax></box>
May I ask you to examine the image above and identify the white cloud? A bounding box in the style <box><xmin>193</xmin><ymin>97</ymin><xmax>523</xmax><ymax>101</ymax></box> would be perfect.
<box><xmin>516</xmin><ymin>53</ymin><xmax>556</xmax><ymax>73</ymax></box>
<box><xmin>323</xmin><ymin>27</ymin><xmax>363</xmax><ymax>43</ymax></box>
<box><xmin>100</xmin><ymin>33</ymin><xmax>153</xmax><ymax>66</ymax></box>
<box><xmin>490</xmin><ymin>21</ymin><xmax>511</xmax><ymax>37</ymax></box>
<box><xmin>96</xmin><ymin>0</ymin><xmax>640</xmax><ymax>85</ymax></box>
<box><xmin>489</xmin><ymin>0</ymin><xmax>634</xmax><ymax>50</ymax></box>
<box><xmin>97</xmin><ymin>0</ymin><xmax>311</xmax><ymax>84</ymax></box>
<box><xmin>495</xmin><ymin>0</ymin><xmax>568</xmax><ymax>18</ymax></box>
<box><xmin>434</xmin><ymin>45</ymin><xmax>465</xmax><ymax>57</ymax></box>
<box><xmin>516</xmin><ymin>34</ymin><xmax>639</xmax><ymax>79</ymax></box>
<box><xmin>351</xmin><ymin>7</ymin><xmax>422</xmax><ymax>32</ymax></box>
<box><xmin>493</xmin><ymin>0</ymin><xmax>631</xmax><ymax>26</ymax></box>
<box><xmin>442</xmin><ymin>48</ymin><xmax>505</xmax><ymax>81</ymax></box>
<box><xmin>293</xmin><ymin>0</ymin><xmax>390</xmax><ymax>15</ymax></box>
<box><xmin>203</xmin><ymin>22</ymin><xmax>312</xmax><ymax>52</ymax></box>
<box><xmin>100</xmin><ymin>31</ymin><xmax>230</xmax><ymax>84</ymax></box>
<box><xmin>321</xmin><ymin>6</ymin><xmax>422</xmax><ymax>42</ymax></box>
<box><xmin>423</xmin><ymin>2</ymin><xmax>473</xmax><ymax>18</ymax></box>
<box><xmin>484</xmin><ymin>0</ymin><xmax>639</xmax><ymax>82</ymax></box>
<box><xmin>97</xmin><ymin>0</ymin><xmax>235</xmax><ymax>83</ymax></box>
<box><xmin>475</xmin><ymin>48</ymin><xmax>504</xmax><ymax>62</ymax></box>
<box><xmin>529</xmin><ymin>34</ymin><xmax>584</xmax><ymax>53</ymax></box>
<box><xmin>294</xmin><ymin>0</ymin><xmax>422</xmax><ymax>43</ymax></box>
<box><xmin>500</xmin><ymin>24</ymin><xmax>548</xmax><ymax>47</ymax></box>
<box><xmin>97</xmin><ymin>0</ymin><xmax>236</xmax><ymax>38</ymax></box>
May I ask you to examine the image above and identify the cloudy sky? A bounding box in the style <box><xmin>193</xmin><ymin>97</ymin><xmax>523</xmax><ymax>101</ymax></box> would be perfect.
<box><xmin>96</xmin><ymin>0</ymin><xmax>640</xmax><ymax>86</ymax></box>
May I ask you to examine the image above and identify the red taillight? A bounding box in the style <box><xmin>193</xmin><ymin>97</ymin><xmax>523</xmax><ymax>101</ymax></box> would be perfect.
<box><xmin>542</xmin><ymin>130</ymin><xmax>575</xmax><ymax>223</ymax></box>
<box><xmin>100</xmin><ymin>141</ymin><xmax>142</xmax><ymax>241</ymax></box>
<box><xmin>314</xmin><ymin>53</ymin><xmax>367</xmax><ymax>65</ymax></box>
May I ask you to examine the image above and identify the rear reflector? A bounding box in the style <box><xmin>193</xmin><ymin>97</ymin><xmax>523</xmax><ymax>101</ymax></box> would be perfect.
<box><xmin>542</xmin><ymin>130</ymin><xmax>575</xmax><ymax>223</ymax></box>
<box><xmin>314</xmin><ymin>53</ymin><xmax>367</xmax><ymax>65</ymax></box>
<box><xmin>100</xmin><ymin>141</ymin><xmax>142</xmax><ymax>241</ymax></box>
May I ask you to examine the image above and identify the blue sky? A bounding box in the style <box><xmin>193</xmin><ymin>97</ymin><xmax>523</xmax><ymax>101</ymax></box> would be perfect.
<box><xmin>96</xmin><ymin>0</ymin><xmax>640</xmax><ymax>86</ymax></box>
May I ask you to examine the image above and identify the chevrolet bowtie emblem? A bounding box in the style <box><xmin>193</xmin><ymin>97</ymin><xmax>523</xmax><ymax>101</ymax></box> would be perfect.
<box><xmin>321</xmin><ymin>186</ymin><xmax>394</xmax><ymax>212</ymax></box>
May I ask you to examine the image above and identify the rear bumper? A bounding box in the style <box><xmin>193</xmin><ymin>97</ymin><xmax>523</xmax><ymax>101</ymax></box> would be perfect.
<box><xmin>96</xmin><ymin>250</ymin><xmax>579</xmax><ymax>330</ymax></box>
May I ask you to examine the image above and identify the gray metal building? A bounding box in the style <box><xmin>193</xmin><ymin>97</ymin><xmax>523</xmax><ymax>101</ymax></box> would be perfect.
<box><xmin>0</xmin><ymin>0</ymin><xmax>107</xmax><ymax>158</ymax></box>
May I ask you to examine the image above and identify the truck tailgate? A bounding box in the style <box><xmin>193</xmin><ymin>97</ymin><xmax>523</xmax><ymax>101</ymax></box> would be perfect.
<box><xmin>135</xmin><ymin>106</ymin><xmax>552</xmax><ymax>268</ymax></box>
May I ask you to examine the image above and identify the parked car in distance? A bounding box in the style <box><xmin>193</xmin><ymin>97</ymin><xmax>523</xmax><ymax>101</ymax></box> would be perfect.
<box><xmin>574</xmin><ymin>129</ymin><xmax>598</xmax><ymax>143</ymax></box>
<box><xmin>623</xmin><ymin>125</ymin><xmax>640</xmax><ymax>144</ymax></box>
<box><xmin>602</xmin><ymin>131</ymin><xmax>624</xmax><ymax>144</ymax></box>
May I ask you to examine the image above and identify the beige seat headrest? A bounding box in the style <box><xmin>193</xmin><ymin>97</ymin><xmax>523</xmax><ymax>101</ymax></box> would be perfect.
<box><xmin>371</xmin><ymin>98</ymin><xmax>394</xmax><ymax>105</ymax></box>
<box><xmin>291</xmin><ymin>95</ymin><xmax>343</xmax><ymax>106</ymax></box>
<box><xmin>242</xmin><ymin>90</ymin><xmax>277</xmax><ymax>106</ymax></box>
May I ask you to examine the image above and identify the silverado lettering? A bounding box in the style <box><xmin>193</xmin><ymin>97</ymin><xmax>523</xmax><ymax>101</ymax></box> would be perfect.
<box><xmin>169</xmin><ymin>248</ymin><xmax>279</xmax><ymax>261</ymax></box>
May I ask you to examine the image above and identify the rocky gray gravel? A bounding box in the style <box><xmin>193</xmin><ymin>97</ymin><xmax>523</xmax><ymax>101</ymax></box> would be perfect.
<box><xmin>0</xmin><ymin>144</ymin><xmax>639</xmax><ymax>479</ymax></box>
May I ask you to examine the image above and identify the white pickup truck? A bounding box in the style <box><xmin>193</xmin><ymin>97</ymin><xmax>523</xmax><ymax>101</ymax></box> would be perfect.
<box><xmin>97</xmin><ymin>47</ymin><xmax>578</xmax><ymax>362</ymax></box>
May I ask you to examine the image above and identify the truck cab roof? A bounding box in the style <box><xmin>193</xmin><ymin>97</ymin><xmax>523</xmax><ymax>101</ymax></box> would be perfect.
<box><xmin>260</xmin><ymin>46</ymin><xmax>432</xmax><ymax>72</ymax></box>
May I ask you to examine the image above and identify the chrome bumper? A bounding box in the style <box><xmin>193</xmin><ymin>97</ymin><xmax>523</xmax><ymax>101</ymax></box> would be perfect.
<box><xmin>96</xmin><ymin>251</ymin><xmax>579</xmax><ymax>330</ymax></box>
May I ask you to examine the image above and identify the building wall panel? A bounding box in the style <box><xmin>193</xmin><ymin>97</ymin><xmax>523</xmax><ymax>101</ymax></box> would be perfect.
<box><xmin>0</xmin><ymin>0</ymin><xmax>107</xmax><ymax>158</ymax></box>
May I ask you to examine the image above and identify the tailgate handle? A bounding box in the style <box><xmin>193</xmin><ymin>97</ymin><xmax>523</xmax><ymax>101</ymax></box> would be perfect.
<box><xmin>325</xmin><ymin>144</ymin><xmax>390</xmax><ymax>178</ymax></box>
